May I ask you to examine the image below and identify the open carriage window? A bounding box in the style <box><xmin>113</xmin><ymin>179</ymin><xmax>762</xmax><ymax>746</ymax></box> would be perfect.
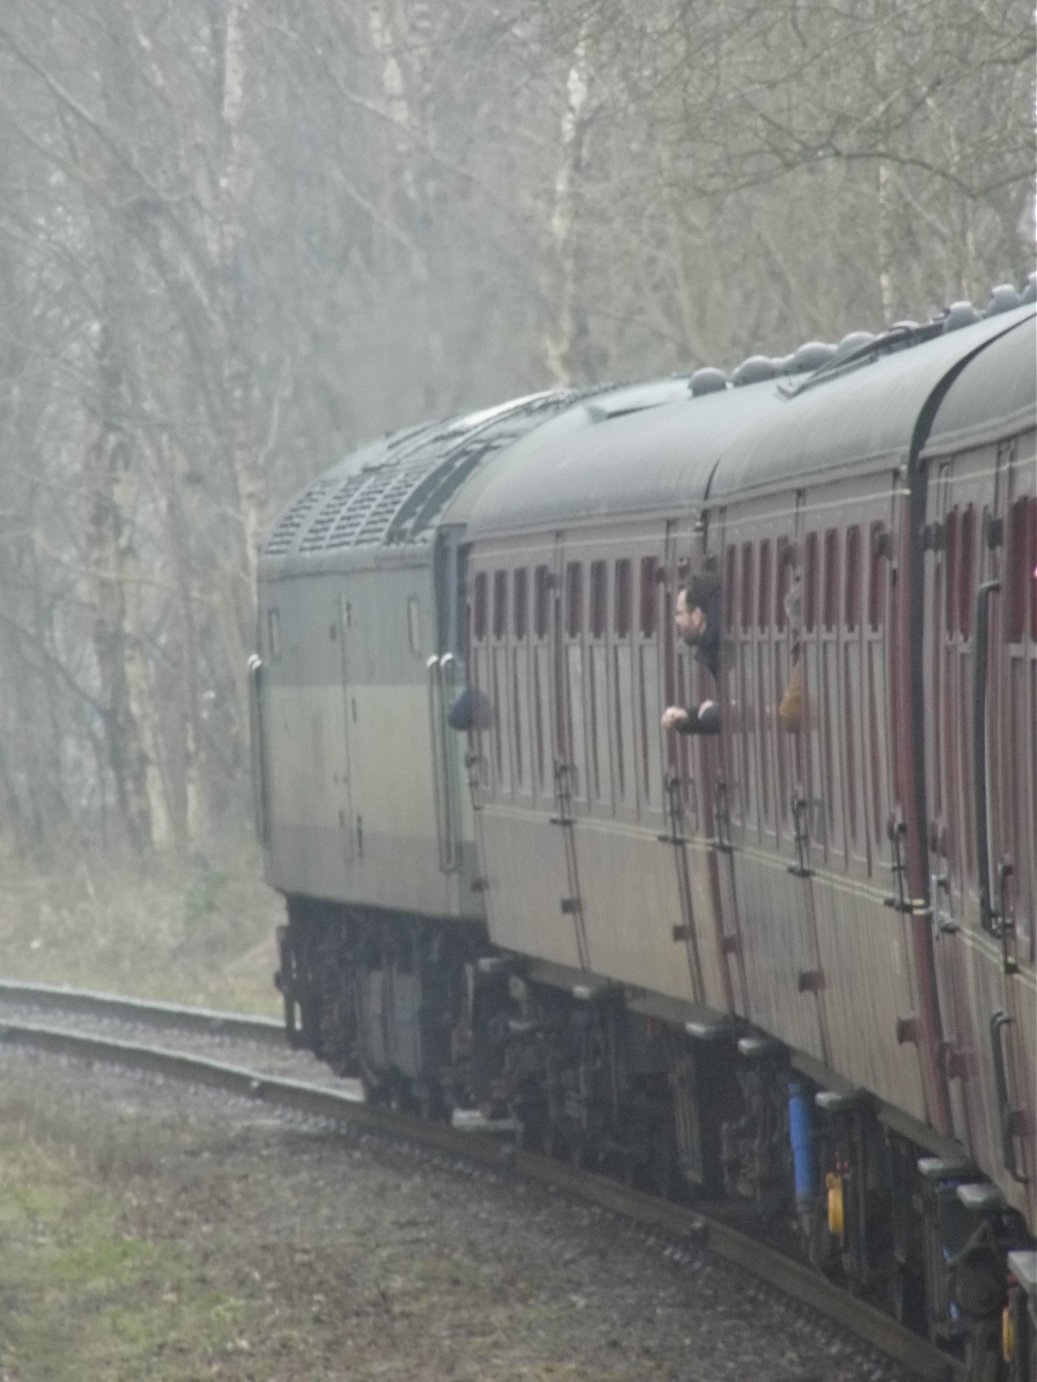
<box><xmin>640</xmin><ymin>557</ymin><xmax>658</xmax><ymax>637</ymax></box>
<box><xmin>534</xmin><ymin>565</ymin><xmax>551</xmax><ymax>639</ymax></box>
<box><xmin>845</xmin><ymin>527</ymin><xmax>861</xmax><ymax>632</ymax></box>
<box><xmin>614</xmin><ymin>559</ymin><xmax>632</xmax><ymax>637</ymax></box>
<box><xmin>473</xmin><ymin>572</ymin><xmax>488</xmax><ymax>641</ymax></box>
<box><xmin>492</xmin><ymin>571</ymin><xmax>507</xmax><ymax>640</ymax></box>
<box><xmin>565</xmin><ymin>562</ymin><xmax>583</xmax><ymax>638</ymax></box>
<box><xmin>513</xmin><ymin>568</ymin><xmax>528</xmax><ymax>640</ymax></box>
<box><xmin>590</xmin><ymin>561</ymin><xmax>607</xmax><ymax>639</ymax></box>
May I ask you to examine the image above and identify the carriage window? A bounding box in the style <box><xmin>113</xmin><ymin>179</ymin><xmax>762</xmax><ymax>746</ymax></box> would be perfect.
<box><xmin>640</xmin><ymin>557</ymin><xmax>658</xmax><ymax>637</ymax></box>
<box><xmin>614</xmin><ymin>559</ymin><xmax>633</xmax><ymax>809</ymax></box>
<box><xmin>534</xmin><ymin>565</ymin><xmax>551</xmax><ymax>638</ymax></box>
<box><xmin>492</xmin><ymin>571</ymin><xmax>507</xmax><ymax>640</ymax></box>
<box><xmin>775</xmin><ymin>540</ymin><xmax>793</xmax><ymax>629</ymax></box>
<box><xmin>614</xmin><ymin>560</ymin><xmax>632</xmax><ymax>637</ymax></box>
<box><xmin>267</xmin><ymin>608</ymin><xmax>281</xmax><ymax>662</ymax></box>
<box><xmin>822</xmin><ymin>529</ymin><xmax>838</xmax><ymax>630</ymax></box>
<box><xmin>407</xmin><ymin>596</ymin><xmax>421</xmax><ymax>655</ymax></box>
<box><xmin>740</xmin><ymin>544</ymin><xmax>753</xmax><ymax>631</ymax></box>
<box><xmin>803</xmin><ymin>532</ymin><xmax>818</xmax><ymax>631</ymax></box>
<box><xmin>845</xmin><ymin>527</ymin><xmax>861</xmax><ymax>631</ymax></box>
<box><xmin>724</xmin><ymin>545</ymin><xmax>737</xmax><ymax>630</ymax></box>
<box><xmin>588</xmin><ymin>565</ymin><xmax>610</xmax><ymax>802</ymax></box>
<box><xmin>565</xmin><ymin>562</ymin><xmax>583</xmax><ymax>638</ymax></box>
<box><xmin>473</xmin><ymin>572</ymin><xmax>488</xmax><ymax>641</ymax></box>
<box><xmin>513</xmin><ymin>568</ymin><xmax>528</xmax><ymax>640</ymax></box>
<box><xmin>758</xmin><ymin>540</ymin><xmax>771</xmax><ymax>630</ymax></box>
<box><xmin>868</xmin><ymin>523</ymin><xmax>886</xmax><ymax>630</ymax></box>
<box><xmin>959</xmin><ymin>505</ymin><xmax>976</xmax><ymax>637</ymax></box>
<box><xmin>944</xmin><ymin>508</ymin><xmax>959</xmax><ymax>635</ymax></box>
<box><xmin>590</xmin><ymin>561</ymin><xmax>607</xmax><ymax>639</ymax></box>
<box><xmin>1003</xmin><ymin>495</ymin><xmax>1037</xmax><ymax>643</ymax></box>
<box><xmin>1011</xmin><ymin>497</ymin><xmax>1037</xmax><ymax>642</ymax></box>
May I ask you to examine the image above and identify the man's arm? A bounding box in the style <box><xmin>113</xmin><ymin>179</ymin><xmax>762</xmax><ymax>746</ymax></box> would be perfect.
<box><xmin>660</xmin><ymin>701</ymin><xmax>719</xmax><ymax>736</ymax></box>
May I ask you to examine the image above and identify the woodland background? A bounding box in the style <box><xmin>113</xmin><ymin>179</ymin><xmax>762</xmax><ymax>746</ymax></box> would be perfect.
<box><xmin>0</xmin><ymin>0</ymin><xmax>1033</xmax><ymax>866</ymax></box>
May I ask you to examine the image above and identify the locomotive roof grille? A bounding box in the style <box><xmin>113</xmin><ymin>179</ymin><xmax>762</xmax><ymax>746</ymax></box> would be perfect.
<box><xmin>262</xmin><ymin>476</ymin><xmax>338</xmax><ymax>557</ymax></box>
<box><xmin>264</xmin><ymin>390</ymin><xmax>585</xmax><ymax>559</ymax></box>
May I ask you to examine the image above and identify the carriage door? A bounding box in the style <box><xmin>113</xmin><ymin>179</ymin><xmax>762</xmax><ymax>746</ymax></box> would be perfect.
<box><xmin>714</xmin><ymin>498</ymin><xmax>827</xmax><ymax>1063</ymax></box>
<box><xmin>987</xmin><ymin>439</ymin><xmax>1035</xmax><ymax>1199</ymax></box>
<box><xmin>553</xmin><ymin>538</ymin><xmax>592</xmax><ymax>971</ymax></box>
<box><xmin>469</xmin><ymin>543</ymin><xmax>590</xmax><ymax>971</ymax></box>
<box><xmin>922</xmin><ymin>461</ymin><xmax>985</xmax><ymax>1149</ymax></box>
<box><xmin>663</xmin><ymin>522</ymin><xmax>742</xmax><ymax>1014</ymax></box>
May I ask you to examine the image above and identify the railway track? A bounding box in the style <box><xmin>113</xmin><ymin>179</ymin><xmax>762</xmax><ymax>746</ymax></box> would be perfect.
<box><xmin>0</xmin><ymin>980</ymin><xmax>963</xmax><ymax>1382</ymax></box>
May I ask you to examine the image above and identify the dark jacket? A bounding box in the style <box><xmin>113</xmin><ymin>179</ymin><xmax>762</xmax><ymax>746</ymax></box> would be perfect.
<box><xmin>677</xmin><ymin>589</ymin><xmax>722</xmax><ymax>736</ymax></box>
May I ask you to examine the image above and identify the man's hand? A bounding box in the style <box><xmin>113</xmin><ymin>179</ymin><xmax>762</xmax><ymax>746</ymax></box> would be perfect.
<box><xmin>661</xmin><ymin>706</ymin><xmax>690</xmax><ymax>731</ymax></box>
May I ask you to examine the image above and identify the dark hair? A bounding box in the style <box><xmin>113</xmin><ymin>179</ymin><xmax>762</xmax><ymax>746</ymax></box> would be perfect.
<box><xmin>684</xmin><ymin>571</ymin><xmax>721</xmax><ymax>613</ymax></box>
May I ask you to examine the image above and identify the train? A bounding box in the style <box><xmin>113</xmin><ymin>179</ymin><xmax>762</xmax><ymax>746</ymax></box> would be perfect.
<box><xmin>250</xmin><ymin>285</ymin><xmax>1036</xmax><ymax>1380</ymax></box>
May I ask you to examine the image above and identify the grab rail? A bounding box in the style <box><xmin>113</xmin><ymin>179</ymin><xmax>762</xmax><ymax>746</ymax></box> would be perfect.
<box><xmin>247</xmin><ymin>655</ymin><xmax>268</xmax><ymax>845</ymax></box>
<box><xmin>990</xmin><ymin>1010</ymin><xmax>1027</xmax><ymax>1184</ymax></box>
<box><xmin>427</xmin><ymin>654</ymin><xmax>462</xmax><ymax>874</ymax></box>
<box><xmin>972</xmin><ymin>581</ymin><xmax>1000</xmax><ymax>937</ymax></box>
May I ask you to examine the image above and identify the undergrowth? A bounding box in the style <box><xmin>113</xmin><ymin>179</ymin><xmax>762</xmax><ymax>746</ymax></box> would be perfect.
<box><xmin>0</xmin><ymin>834</ymin><xmax>282</xmax><ymax>1014</ymax></box>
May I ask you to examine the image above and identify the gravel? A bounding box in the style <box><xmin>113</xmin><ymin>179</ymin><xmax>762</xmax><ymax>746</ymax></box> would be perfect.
<box><xmin>0</xmin><ymin>1031</ymin><xmax>926</xmax><ymax>1381</ymax></box>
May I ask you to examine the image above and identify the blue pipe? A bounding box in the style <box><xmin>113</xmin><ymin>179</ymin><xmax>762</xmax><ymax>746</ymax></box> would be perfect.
<box><xmin>788</xmin><ymin>1080</ymin><xmax>816</xmax><ymax>1209</ymax></box>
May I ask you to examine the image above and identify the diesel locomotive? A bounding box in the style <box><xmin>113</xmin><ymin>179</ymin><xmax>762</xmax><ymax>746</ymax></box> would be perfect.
<box><xmin>251</xmin><ymin>291</ymin><xmax>1036</xmax><ymax>1379</ymax></box>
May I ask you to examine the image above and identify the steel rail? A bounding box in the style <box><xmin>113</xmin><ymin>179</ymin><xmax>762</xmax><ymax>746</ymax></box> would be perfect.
<box><xmin>0</xmin><ymin>979</ymin><xmax>283</xmax><ymax>1044</ymax></box>
<box><xmin>0</xmin><ymin>1012</ymin><xmax>961</xmax><ymax>1382</ymax></box>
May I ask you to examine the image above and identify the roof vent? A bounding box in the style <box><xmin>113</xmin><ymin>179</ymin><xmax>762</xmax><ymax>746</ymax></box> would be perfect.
<box><xmin>984</xmin><ymin>283</ymin><xmax>1022</xmax><ymax>317</ymax></box>
<box><xmin>689</xmin><ymin>366</ymin><xmax>728</xmax><ymax>396</ymax></box>
<box><xmin>731</xmin><ymin>355</ymin><xmax>775</xmax><ymax>387</ymax></box>
<box><xmin>942</xmin><ymin>300</ymin><xmax>981</xmax><ymax>333</ymax></box>
<box><xmin>1019</xmin><ymin>272</ymin><xmax>1036</xmax><ymax>305</ymax></box>
<box><xmin>833</xmin><ymin>330</ymin><xmax>876</xmax><ymax>359</ymax></box>
<box><xmin>791</xmin><ymin>341</ymin><xmax>836</xmax><ymax>373</ymax></box>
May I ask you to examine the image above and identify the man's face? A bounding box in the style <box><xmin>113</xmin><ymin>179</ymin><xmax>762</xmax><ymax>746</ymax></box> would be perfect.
<box><xmin>675</xmin><ymin>589</ymin><xmax>706</xmax><ymax>646</ymax></box>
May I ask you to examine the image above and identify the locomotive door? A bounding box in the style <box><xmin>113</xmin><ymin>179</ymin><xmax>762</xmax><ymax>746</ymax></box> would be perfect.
<box><xmin>336</xmin><ymin>593</ymin><xmax>356</xmax><ymax>864</ymax></box>
<box><xmin>711</xmin><ymin>498</ymin><xmax>827</xmax><ymax>1061</ymax></box>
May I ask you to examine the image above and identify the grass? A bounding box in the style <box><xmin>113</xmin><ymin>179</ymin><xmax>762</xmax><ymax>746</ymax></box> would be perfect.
<box><xmin>0</xmin><ymin>835</ymin><xmax>283</xmax><ymax>1015</ymax></box>
<box><xmin>0</xmin><ymin>1096</ymin><xmax>333</xmax><ymax>1382</ymax></box>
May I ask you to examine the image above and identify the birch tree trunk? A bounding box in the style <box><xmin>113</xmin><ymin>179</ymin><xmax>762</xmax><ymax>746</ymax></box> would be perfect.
<box><xmin>541</xmin><ymin>27</ymin><xmax>591</xmax><ymax>388</ymax></box>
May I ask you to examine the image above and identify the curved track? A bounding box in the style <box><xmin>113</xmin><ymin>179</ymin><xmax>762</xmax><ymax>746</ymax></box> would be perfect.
<box><xmin>0</xmin><ymin>980</ymin><xmax>962</xmax><ymax>1382</ymax></box>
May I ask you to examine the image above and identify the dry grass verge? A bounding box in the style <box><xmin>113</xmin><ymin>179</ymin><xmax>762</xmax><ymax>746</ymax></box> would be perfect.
<box><xmin>0</xmin><ymin>837</ymin><xmax>282</xmax><ymax>1014</ymax></box>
